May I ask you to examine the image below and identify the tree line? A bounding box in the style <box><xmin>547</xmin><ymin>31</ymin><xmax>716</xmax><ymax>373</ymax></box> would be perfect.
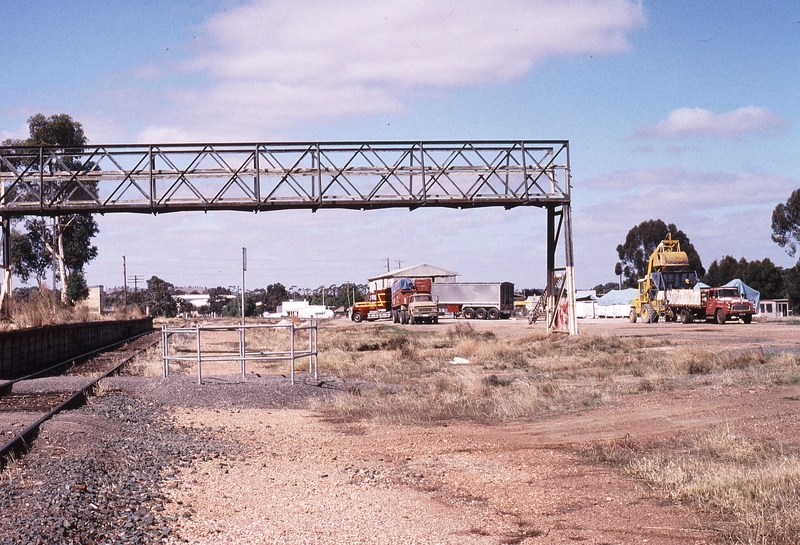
<box><xmin>605</xmin><ymin>214</ymin><xmax>800</xmax><ymax>309</ymax></box>
<box><xmin>131</xmin><ymin>279</ymin><xmax>368</xmax><ymax>318</ymax></box>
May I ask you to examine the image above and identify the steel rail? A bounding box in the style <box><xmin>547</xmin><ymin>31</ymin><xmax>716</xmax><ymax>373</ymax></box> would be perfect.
<box><xmin>0</xmin><ymin>332</ymin><xmax>159</xmax><ymax>472</ymax></box>
<box><xmin>0</xmin><ymin>329</ymin><xmax>155</xmax><ymax>396</ymax></box>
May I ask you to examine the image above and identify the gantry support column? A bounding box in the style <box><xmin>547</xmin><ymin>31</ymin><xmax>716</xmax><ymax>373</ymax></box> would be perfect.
<box><xmin>0</xmin><ymin>216</ymin><xmax>11</xmax><ymax>315</ymax></box>
<box><xmin>546</xmin><ymin>204</ymin><xmax>578</xmax><ymax>335</ymax></box>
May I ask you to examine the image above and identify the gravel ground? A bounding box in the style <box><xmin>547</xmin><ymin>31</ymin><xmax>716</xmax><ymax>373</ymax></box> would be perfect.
<box><xmin>0</xmin><ymin>371</ymin><xmax>731</xmax><ymax>545</ymax></box>
<box><xmin>0</xmin><ymin>375</ymin><xmax>335</xmax><ymax>544</ymax></box>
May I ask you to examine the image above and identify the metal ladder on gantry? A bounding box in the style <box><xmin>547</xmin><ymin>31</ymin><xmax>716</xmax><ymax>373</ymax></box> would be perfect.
<box><xmin>0</xmin><ymin>140</ymin><xmax>577</xmax><ymax>334</ymax></box>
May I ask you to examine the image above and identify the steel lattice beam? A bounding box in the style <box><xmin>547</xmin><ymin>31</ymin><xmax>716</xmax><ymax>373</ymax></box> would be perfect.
<box><xmin>0</xmin><ymin>139</ymin><xmax>576</xmax><ymax>334</ymax></box>
<box><xmin>0</xmin><ymin>140</ymin><xmax>569</xmax><ymax>215</ymax></box>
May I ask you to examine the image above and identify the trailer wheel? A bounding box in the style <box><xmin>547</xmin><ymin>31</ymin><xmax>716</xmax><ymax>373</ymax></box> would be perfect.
<box><xmin>402</xmin><ymin>310</ymin><xmax>409</xmax><ymax>324</ymax></box>
<box><xmin>715</xmin><ymin>309</ymin><xmax>726</xmax><ymax>324</ymax></box>
<box><xmin>629</xmin><ymin>309</ymin><xmax>637</xmax><ymax>323</ymax></box>
<box><xmin>680</xmin><ymin>309</ymin><xmax>693</xmax><ymax>324</ymax></box>
<box><xmin>352</xmin><ymin>311</ymin><xmax>363</xmax><ymax>323</ymax></box>
<box><xmin>742</xmin><ymin>314</ymin><xmax>752</xmax><ymax>324</ymax></box>
<box><xmin>463</xmin><ymin>308</ymin><xmax>475</xmax><ymax>319</ymax></box>
<box><xmin>475</xmin><ymin>308</ymin><xmax>488</xmax><ymax>320</ymax></box>
<box><xmin>487</xmin><ymin>308</ymin><xmax>500</xmax><ymax>320</ymax></box>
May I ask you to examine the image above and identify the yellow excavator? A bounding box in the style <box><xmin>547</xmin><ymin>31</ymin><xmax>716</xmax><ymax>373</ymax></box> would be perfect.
<box><xmin>629</xmin><ymin>234</ymin><xmax>699</xmax><ymax>323</ymax></box>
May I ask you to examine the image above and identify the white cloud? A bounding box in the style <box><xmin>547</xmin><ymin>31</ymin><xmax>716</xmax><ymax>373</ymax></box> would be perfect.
<box><xmin>633</xmin><ymin>106</ymin><xmax>790</xmax><ymax>140</ymax></box>
<box><xmin>574</xmin><ymin>167</ymin><xmax>799</xmax><ymax>286</ymax></box>
<box><xmin>136</xmin><ymin>0</ymin><xmax>645</xmax><ymax>140</ymax></box>
<box><xmin>583</xmin><ymin>167</ymin><xmax>795</xmax><ymax>207</ymax></box>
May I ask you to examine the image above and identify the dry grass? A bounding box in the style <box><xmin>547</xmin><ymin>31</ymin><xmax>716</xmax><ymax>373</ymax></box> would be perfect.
<box><xmin>3</xmin><ymin>289</ymin><xmax>72</xmax><ymax>329</ymax></box>
<box><xmin>122</xmin><ymin>345</ymin><xmax>167</xmax><ymax>377</ymax></box>
<box><xmin>0</xmin><ymin>290</ymin><xmax>146</xmax><ymax>331</ymax></box>
<box><xmin>315</xmin><ymin>321</ymin><xmax>800</xmax><ymax>542</ymax></box>
<box><xmin>312</xmin><ymin>321</ymin><xmax>799</xmax><ymax>425</ymax></box>
<box><xmin>587</xmin><ymin>430</ymin><xmax>800</xmax><ymax>545</ymax></box>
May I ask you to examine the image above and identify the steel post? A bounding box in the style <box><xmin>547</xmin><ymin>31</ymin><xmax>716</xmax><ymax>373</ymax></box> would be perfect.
<box><xmin>196</xmin><ymin>324</ymin><xmax>202</xmax><ymax>385</ymax></box>
<box><xmin>290</xmin><ymin>323</ymin><xmax>295</xmax><ymax>385</ymax></box>
<box><xmin>0</xmin><ymin>216</ymin><xmax>10</xmax><ymax>315</ymax></box>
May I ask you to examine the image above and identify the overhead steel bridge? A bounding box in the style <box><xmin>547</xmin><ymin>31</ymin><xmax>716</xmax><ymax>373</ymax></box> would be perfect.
<box><xmin>0</xmin><ymin>140</ymin><xmax>577</xmax><ymax>333</ymax></box>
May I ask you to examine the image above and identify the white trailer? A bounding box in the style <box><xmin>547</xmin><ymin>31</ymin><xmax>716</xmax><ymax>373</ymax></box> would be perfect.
<box><xmin>430</xmin><ymin>282</ymin><xmax>514</xmax><ymax>319</ymax></box>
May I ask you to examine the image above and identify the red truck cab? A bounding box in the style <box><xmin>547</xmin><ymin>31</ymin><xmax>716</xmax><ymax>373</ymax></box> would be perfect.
<box><xmin>704</xmin><ymin>287</ymin><xmax>754</xmax><ymax>324</ymax></box>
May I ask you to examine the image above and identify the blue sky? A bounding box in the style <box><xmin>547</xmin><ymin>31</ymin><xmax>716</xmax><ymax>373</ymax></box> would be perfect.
<box><xmin>2</xmin><ymin>0</ymin><xmax>798</xmax><ymax>291</ymax></box>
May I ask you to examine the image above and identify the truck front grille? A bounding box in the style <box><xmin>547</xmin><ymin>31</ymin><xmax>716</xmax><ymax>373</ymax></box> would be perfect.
<box><xmin>732</xmin><ymin>304</ymin><xmax>750</xmax><ymax>312</ymax></box>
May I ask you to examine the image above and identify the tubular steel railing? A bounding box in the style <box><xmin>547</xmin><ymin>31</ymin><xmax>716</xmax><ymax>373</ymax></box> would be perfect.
<box><xmin>161</xmin><ymin>320</ymin><xmax>318</xmax><ymax>385</ymax></box>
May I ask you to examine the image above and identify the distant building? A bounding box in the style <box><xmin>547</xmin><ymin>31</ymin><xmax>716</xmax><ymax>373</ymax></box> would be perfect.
<box><xmin>269</xmin><ymin>300</ymin><xmax>333</xmax><ymax>319</ymax></box>
<box><xmin>85</xmin><ymin>285</ymin><xmax>104</xmax><ymax>316</ymax></box>
<box><xmin>175</xmin><ymin>293</ymin><xmax>211</xmax><ymax>309</ymax></box>
<box><xmin>758</xmin><ymin>299</ymin><xmax>791</xmax><ymax>318</ymax></box>
<box><xmin>574</xmin><ymin>290</ymin><xmax>598</xmax><ymax>319</ymax></box>
<box><xmin>367</xmin><ymin>263</ymin><xmax>458</xmax><ymax>292</ymax></box>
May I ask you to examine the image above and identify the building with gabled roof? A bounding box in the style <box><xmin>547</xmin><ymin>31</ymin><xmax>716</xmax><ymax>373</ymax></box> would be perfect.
<box><xmin>368</xmin><ymin>263</ymin><xmax>458</xmax><ymax>292</ymax></box>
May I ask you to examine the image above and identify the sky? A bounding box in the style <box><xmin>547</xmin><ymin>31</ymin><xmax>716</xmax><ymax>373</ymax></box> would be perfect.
<box><xmin>1</xmin><ymin>0</ymin><xmax>799</xmax><ymax>292</ymax></box>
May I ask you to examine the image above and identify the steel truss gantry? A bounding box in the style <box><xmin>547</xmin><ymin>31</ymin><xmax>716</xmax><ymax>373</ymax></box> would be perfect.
<box><xmin>0</xmin><ymin>140</ymin><xmax>577</xmax><ymax>334</ymax></box>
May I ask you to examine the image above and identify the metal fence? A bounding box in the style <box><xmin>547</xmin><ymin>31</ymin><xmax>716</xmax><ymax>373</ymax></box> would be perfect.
<box><xmin>160</xmin><ymin>320</ymin><xmax>318</xmax><ymax>385</ymax></box>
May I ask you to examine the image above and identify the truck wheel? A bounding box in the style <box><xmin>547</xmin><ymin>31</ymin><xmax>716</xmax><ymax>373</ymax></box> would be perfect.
<box><xmin>487</xmin><ymin>308</ymin><xmax>500</xmax><ymax>320</ymax></box>
<box><xmin>432</xmin><ymin>316</ymin><xmax>439</xmax><ymax>324</ymax></box>
<box><xmin>680</xmin><ymin>309</ymin><xmax>693</xmax><ymax>324</ymax></box>
<box><xmin>402</xmin><ymin>310</ymin><xmax>409</xmax><ymax>324</ymax></box>
<box><xmin>742</xmin><ymin>314</ymin><xmax>752</xmax><ymax>324</ymax></box>
<box><xmin>352</xmin><ymin>311</ymin><xmax>363</xmax><ymax>323</ymax></box>
<box><xmin>715</xmin><ymin>308</ymin><xmax>726</xmax><ymax>324</ymax></box>
<box><xmin>463</xmin><ymin>308</ymin><xmax>475</xmax><ymax>319</ymax></box>
<box><xmin>475</xmin><ymin>308</ymin><xmax>488</xmax><ymax>320</ymax></box>
<box><xmin>629</xmin><ymin>309</ymin><xmax>637</xmax><ymax>323</ymax></box>
<box><xmin>392</xmin><ymin>310</ymin><xmax>398</xmax><ymax>323</ymax></box>
<box><xmin>409</xmin><ymin>314</ymin><xmax>416</xmax><ymax>325</ymax></box>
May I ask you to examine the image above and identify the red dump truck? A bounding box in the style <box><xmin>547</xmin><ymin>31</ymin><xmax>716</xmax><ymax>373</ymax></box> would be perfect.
<box><xmin>392</xmin><ymin>278</ymin><xmax>440</xmax><ymax>324</ymax></box>
<box><xmin>666</xmin><ymin>286</ymin><xmax>755</xmax><ymax>324</ymax></box>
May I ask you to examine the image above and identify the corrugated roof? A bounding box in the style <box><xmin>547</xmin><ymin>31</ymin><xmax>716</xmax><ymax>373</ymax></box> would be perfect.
<box><xmin>368</xmin><ymin>263</ymin><xmax>459</xmax><ymax>281</ymax></box>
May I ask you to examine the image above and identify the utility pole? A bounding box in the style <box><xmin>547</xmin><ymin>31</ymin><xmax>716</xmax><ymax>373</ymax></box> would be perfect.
<box><xmin>123</xmin><ymin>256</ymin><xmax>128</xmax><ymax>307</ymax></box>
<box><xmin>386</xmin><ymin>257</ymin><xmax>390</xmax><ymax>272</ymax></box>
<box><xmin>128</xmin><ymin>275</ymin><xmax>144</xmax><ymax>307</ymax></box>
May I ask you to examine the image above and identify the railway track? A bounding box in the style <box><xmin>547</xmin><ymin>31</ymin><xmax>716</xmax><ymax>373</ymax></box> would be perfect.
<box><xmin>0</xmin><ymin>331</ymin><xmax>160</xmax><ymax>471</ymax></box>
